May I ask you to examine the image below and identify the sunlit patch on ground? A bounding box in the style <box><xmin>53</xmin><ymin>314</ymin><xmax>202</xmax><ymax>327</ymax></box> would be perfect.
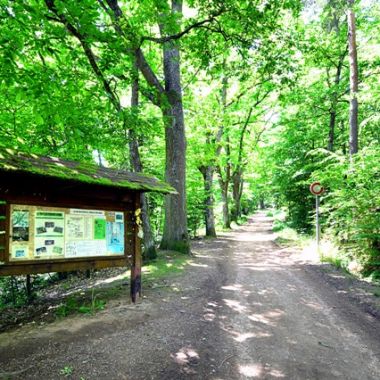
<box><xmin>239</xmin><ymin>363</ymin><xmax>263</xmax><ymax>377</ymax></box>
<box><xmin>221</xmin><ymin>284</ymin><xmax>243</xmax><ymax>291</ymax></box>
<box><xmin>248</xmin><ymin>309</ymin><xmax>284</xmax><ymax>326</ymax></box>
<box><xmin>188</xmin><ymin>262</ymin><xmax>209</xmax><ymax>268</ymax></box>
<box><xmin>171</xmin><ymin>346</ymin><xmax>200</xmax><ymax>374</ymax></box>
<box><xmin>204</xmin><ymin>313</ymin><xmax>216</xmax><ymax>321</ymax></box>
<box><xmin>223</xmin><ymin>299</ymin><xmax>247</xmax><ymax>313</ymax></box>
<box><xmin>299</xmin><ymin>298</ymin><xmax>323</xmax><ymax>311</ymax></box>
<box><xmin>233</xmin><ymin>332</ymin><xmax>256</xmax><ymax>342</ymax></box>
<box><xmin>238</xmin><ymin>363</ymin><xmax>286</xmax><ymax>378</ymax></box>
<box><xmin>94</xmin><ymin>272</ymin><xmax>128</xmax><ymax>286</ymax></box>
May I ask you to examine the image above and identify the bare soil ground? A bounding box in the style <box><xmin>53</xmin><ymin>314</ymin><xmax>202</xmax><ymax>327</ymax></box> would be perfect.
<box><xmin>1</xmin><ymin>212</ymin><xmax>380</xmax><ymax>379</ymax></box>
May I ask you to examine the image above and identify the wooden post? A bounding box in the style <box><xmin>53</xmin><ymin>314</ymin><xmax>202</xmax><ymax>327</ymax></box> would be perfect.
<box><xmin>131</xmin><ymin>193</ymin><xmax>142</xmax><ymax>303</ymax></box>
<box><xmin>0</xmin><ymin>200</ymin><xmax>6</xmax><ymax>264</ymax></box>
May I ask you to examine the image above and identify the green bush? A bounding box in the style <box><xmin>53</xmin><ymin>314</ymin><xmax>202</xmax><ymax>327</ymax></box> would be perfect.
<box><xmin>315</xmin><ymin>147</ymin><xmax>380</xmax><ymax>276</ymax></box>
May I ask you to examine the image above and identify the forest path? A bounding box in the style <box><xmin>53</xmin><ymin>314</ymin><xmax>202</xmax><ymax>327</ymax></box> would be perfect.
<box><xmin>1</xmin><ymin>212</ymin><xmax>380</xmax><ymax>379</ymax></box>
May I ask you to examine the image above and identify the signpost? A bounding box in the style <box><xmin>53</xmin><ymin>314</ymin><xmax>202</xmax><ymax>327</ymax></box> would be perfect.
<box><xmin>309</xmin><ymin>182</ymin><xmax>325</xmax><ymax>250</ymax></box>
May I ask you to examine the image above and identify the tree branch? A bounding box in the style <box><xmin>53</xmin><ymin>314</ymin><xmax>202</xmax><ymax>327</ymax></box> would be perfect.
<box><xmin>103</xmin><ymin>0</ymin><xmax>165</xmax><ymax>104</ymax></box>
<box><xmin>44</xmin><ymin>0</ymin><xmax>121</xmax><ymax>112</ymax></box>
<box><xmin>140</xmin><ymin>8</ymin><xmax>225</xmax><ymax>44</ymax></box>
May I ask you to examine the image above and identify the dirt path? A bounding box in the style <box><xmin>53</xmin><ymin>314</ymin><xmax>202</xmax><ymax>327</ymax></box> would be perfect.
<box><xmin>1</xmin><ymin>213</ymin><xmax>380</xmax><ymax>379</ymax></box>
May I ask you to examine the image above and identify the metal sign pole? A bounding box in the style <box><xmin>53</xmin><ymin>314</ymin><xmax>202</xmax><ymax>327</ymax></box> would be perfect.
<box><xmin>316</xmin><ymin>195</ymin><xmax>320</xmax><ymax>251</ymax></box>
<box><xmin>310</xmin><ymin>182</ymin><xmax>324</xmax><ymax>258</ymax></box>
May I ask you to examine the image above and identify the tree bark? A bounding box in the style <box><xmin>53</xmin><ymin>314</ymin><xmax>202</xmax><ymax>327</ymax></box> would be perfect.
<box><xmin>219</xmin><ymin>175</ymin><xmax>231</xmax><ymax>229</ymax></box>
<box><xmin>231</xmin><ymin>168</ymin><xmax>243</xmax><ymax>222</ymax></box>
<box><xmin>327</xmin><ymin>31</ymin><xmax>346</xmax><ymax>151</ymax></box>
<box><xmin>129</xmin><ymin>62</ymin><xmax>157</xmax><ymax>260</ymax></box>
<box><xmin>348</xmin><ymin>1</ymin><xmax>359</xmax><ymax>157</ymax></box>
<box><xmin>230</xmin><ymin>106</ymin><xmax>253</xmax><ymax>222</ymax></box>
<box><xmin>199</xmin><ymin>165</ymin><xmax>217</xmax><ymax>237</ymax></box>
<box><xmin>217</xmin><ymin>75</ymin><xmax>232</xmax><ymax>229</ymax></box>
<box><xmin>159</xmin><ymin>0</ymin><xmax>189</xmax><ymax>254</ymax></box>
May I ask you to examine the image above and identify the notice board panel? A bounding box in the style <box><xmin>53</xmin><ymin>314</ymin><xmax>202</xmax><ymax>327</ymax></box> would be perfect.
<box><xmin>9</xmin><ymin>204</ymin><xmax>125</xmax><ymax>262</ymax></box>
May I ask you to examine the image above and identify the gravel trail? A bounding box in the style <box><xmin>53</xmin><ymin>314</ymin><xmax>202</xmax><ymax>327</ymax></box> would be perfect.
<box><xmin>1</xmin><ymin>212</ymin><xmax>380</xmax><ymax>379</ymax></box>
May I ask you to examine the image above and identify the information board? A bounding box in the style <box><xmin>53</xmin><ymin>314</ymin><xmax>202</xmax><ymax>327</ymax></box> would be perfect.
<box><xmin>9</xmin><ymin>205</ymin><xmax>125</xmax><ymax>261</ymax></box>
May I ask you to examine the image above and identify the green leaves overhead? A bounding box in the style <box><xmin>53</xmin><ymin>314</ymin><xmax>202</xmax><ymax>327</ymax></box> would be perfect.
<box><xmin>0</xmin><ymin>0</ymin><xmax>378</xmax><ymax>271</ymax></box>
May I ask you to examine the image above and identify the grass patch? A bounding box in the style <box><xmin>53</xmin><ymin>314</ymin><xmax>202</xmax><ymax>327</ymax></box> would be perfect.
<box><xmin>274</xmin><ymin>226</ymin><xmax>311</xmax><ymax>248</ymax></box>
<box><xmin>142</xmin><ymin>250</ymin><xmax>191</xmax><ymax>285</ymax></box>
<box><xmin>55</xmin><ymin>290</ymin><xmax>107</xmax><ymax>318</ymax></box>
<box><xmin>51</xmin><ymin>251</ymin><xmax>191</xmax><ymax>318</ymax></box>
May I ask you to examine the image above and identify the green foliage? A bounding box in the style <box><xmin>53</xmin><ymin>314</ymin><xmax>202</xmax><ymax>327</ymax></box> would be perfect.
<box><xmin>315</xmin><ymin>148</ymin><xmax>380</xmax><ymax>274</ymax></box>
<box><xmin>0</xmin><ymin>276</ymin><xmax>28</xmax><ymax>308</ymax></box>
<box><xmin>55</xmin><ymin>292</ymin><xmax>107</xmax><ymax>318</ymax></box>
<box><xmin>59</xmin><ymin>366</ymin><xmax>73</xmax><ymax>377</ymax></box>
<box><xmin>0</xmin><ymin>0</ymin><xmax>379</xmax><ymax>276</ymax></box>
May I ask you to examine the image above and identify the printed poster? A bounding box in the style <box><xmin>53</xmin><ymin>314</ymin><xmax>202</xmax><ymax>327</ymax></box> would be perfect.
<box><xmin>65</xmin><ymin>240</ymin><xmax>107</xmax><ymax>258</ymax></box>
<box><xmin>12</xmin><ymin>210</ymin><xmax>29</xmax><ymax>242</ymax></box>
<box><xmin>34</xmin><ymin>210</ymin><xmax>65</xmax><ymax>257</ymax></box>
<box><xmin>65</xmin><ymin>216</ymin><xmax>93</xmax><ymax>240</ymax></box>
<box><xmin>94</xmin><ymin>218</ymin><xmax>106</xmax><ymax>240</ymax></box>
<box><xmin>10</xmin><ymin>209</ymin><xmax>30</xmax><ymax>260</ymax></box>
<box><xmin>106</xmin><ymin>221</ymin><xmax>124</xmax><ymax>254</ymax></box>
<box><xmin>11</xmin><ymin>245</ymin><xmax>29</xmax><ymax>260</ymax></box>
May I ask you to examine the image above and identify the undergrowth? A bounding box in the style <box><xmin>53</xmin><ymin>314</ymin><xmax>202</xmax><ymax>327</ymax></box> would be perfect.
<box><xmin>0</xmin><ymin>250</ymin><xmax>191</xmax><ymax>322</ymax></box>
<box><xmin>270</xmin><ymin>207</ymin><xmax>380</xmax><ymax>284</ymax></box>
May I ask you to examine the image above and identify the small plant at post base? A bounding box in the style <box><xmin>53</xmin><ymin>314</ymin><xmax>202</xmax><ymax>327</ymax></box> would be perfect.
<box><xmin>59</xmin><ymin>366</ymin><xmax>73</xmax><ymax>377</ymax></box>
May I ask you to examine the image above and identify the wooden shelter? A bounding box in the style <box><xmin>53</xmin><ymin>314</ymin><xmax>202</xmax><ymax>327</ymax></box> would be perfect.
<box><xmin>0</xmin><ymin>147</ymin><xmax>175</xmax><ymax>301</ymax></box>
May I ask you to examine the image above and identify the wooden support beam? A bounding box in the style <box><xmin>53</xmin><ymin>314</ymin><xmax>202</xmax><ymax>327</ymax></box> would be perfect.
<box><xmin>131</xmin><ymin>193</ymin><xmax>142</xmax><ymax>303</ymax></box>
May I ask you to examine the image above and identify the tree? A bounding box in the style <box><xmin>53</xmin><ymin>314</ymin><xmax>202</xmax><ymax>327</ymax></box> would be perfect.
<box><xmin>347</xmin><ymin>0</ymin><xmax>359</xmax><ymax>157</ymax></box>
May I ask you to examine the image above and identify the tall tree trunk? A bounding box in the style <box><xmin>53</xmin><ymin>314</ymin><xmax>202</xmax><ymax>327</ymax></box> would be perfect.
<box><xmin>231</xmin><ymin>168</ymin><xmax>243</xmax><ymax>222</ymax></box>
<box><xmin>217</xmin><ymin>75</ymin><xmax>232</xmax><ymax>229</ymax></box>
<box><xmin>348</xmin><ymin>0</ymin><xmax>359</xmax><ymax>157</ymax></box>
<box><xmin>327</xmin><ymin>20</ymin><xmax>346</xmax><ymax>152</ymax></box>
<box><xmin>159</xmin><ymin>0</ymin><xmax>189</xmax><ymax>254</ymax></box>
<box><xmin>129</xmin><ymin>63</ymin><xmax>157</xmax><ymax>260</ymax></box>
<box><xmin>230</xmin><ymin>106</ymin><xmax>253</xmax><ymax>222</ymax></box>
<box><xmin>199</xmin><ymin>165</ymin><xmax>217</xmax><ymax>237</ymax></box>
<box><xmin>219</xmin><ymin>176</ymin><xmax>231</xmax><ymax>229</ymax></box>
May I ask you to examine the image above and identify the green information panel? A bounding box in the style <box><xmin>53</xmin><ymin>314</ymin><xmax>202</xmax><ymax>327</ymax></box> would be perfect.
<box><xmin>9</xmin><ymin>205</ymin><xmax>125</xmax><ymax>261</ymax></box>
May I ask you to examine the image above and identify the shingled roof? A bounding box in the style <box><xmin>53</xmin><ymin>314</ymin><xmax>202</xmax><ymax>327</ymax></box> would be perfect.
<box><xmin>0</xmin><ymin>147</ymin><xmax>176</xmax><ymax>194</ymax></box>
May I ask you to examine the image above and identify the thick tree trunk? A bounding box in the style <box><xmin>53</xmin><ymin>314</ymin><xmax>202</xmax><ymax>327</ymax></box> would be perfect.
<box><xmin>199</xmin><ymin>165</ymin><xmax>217</xmax><ymax>237</ymax></box>
<box><xmin>231</xmin><ymin>169</ymin><xmax>243</xmax><ymax>222</ymax></box>
<box><xmin>217</xmin><ymin>76</ymin><xmax>231</xmax><ymax>229</ymax></box>
<box><xmin>327</xmin><ymin>47</ymin><xmax>345</xmax><ymax>152</ymax></box>
<box><xmin>219</xmin><ymin>176</ymin><xmax>231</xmax><ymax>229</ymax></box>
<box><xmin>129</xmin><ymin>60</ymin><xmax>157</xmax><ymax>260</ymax></box>
<box><xmin>159</xmin><ymin>0</ymin><xmax>189</xmax><ymax>253</ymax></box>
<box><xmin>348</xmin><ymin>1</ymin><xmax>359</xmax><ymax>157</ymax></box>
<box><xmin>128</xmin><ymin>131</ymin><xmax>157</xmax><ymax>260</ymax></box>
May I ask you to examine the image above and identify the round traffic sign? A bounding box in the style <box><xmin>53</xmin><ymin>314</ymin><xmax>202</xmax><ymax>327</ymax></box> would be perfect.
<box><xmin>310</xmin><ymin>181</ymin><xmax>324</xmax><ymax>196</ymax></box>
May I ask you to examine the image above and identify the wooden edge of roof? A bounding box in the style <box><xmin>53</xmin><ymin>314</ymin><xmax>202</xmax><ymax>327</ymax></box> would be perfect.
<box><xmin>0</xmin><ymin>148</ymin><xmax>177</xmax><ymax>195</ymax></box>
